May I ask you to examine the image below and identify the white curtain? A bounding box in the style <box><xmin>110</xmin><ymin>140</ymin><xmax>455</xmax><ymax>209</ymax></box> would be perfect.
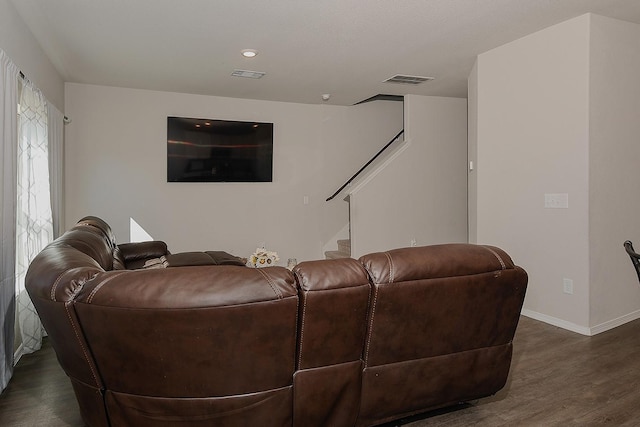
<box><xmin>0</xmin><ymin>50</ymin><xmax>19</xmax><ymax>392</ymax></box>
<box><xmin>15</xmin><ymin>79</ymin><xmax>52</xmax><ymax>355</ymax></box>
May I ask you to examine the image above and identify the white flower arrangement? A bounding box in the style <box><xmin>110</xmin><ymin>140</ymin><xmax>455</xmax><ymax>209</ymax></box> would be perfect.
<box><xmin>248</xmin><ymin>248</ymin><xmax>279</xmax><ymax>268</ymax></box>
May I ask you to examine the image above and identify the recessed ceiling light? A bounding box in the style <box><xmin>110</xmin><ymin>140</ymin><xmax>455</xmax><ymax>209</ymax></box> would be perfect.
<box><xmin>241</xmin><ymin>49</ymin><xmax>258</xmax><ymax>58</ymax></box>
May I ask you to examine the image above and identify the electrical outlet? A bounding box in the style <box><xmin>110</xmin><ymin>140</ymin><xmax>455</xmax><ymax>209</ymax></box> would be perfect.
<box><xmin>410</xmin><ymin>238</ymin><xmax>417</xmax><ymax>247</ymax></box>
<box><xmin>563</xmin><ymin>278</ymin><xmax>573</xmax><ymax>295</ymax></box>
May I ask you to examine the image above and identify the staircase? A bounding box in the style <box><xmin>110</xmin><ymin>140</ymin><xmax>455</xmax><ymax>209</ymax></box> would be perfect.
<box><xmin>324</xmin><ymin>239</ymin><xmax>351</xmax><ymax>259</ymax></box>
<box><xmin>325</xmin><ymin>127</ymin><xmax>405</xmax><ymax>262</ymax></box>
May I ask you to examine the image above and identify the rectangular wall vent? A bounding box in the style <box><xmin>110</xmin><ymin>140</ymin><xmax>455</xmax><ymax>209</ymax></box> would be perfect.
<box><xmin>231</xmin><ymin>69</ymin><xmax>266</xmax><ymax>79</ymax></box>
<box><xmin>383</xmin><ymin>74</ymin><xmax>434</xmax><ymax>85</ymax></box>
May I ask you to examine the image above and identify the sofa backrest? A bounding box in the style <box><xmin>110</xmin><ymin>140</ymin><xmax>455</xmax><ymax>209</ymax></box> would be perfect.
<box><xmin>72</xmin><ymin>265</ymin><xmax>298</xmax><ymax>425</ymax></box>
<box><xmin>57</xmin><ymin>225</ymin><xmax>116</xmax><ymax>271</ymax></box>
<box><xmin>25</xmin><ymin>224</ymin><xmax>115</xmax><ymax>379</ymax></box>
<box><xmin>356</xmin><ymin>243</ymin><xmax>528</xmax><ymax>426</ymax></box>
<box><xmin>76</xmin><ymin>215</ymin><xmax>117</xmax><ymax>249</ymax></box>
<box><xmin>292</xmin><ymin>258</ymin><xmax>371</xmax><ymax>427</ymax></box>
<box><xmin>26</xmin><ymin>220</ymin><xmax>300</xmax><ymax>426</ymax></box>
<box><xmin>25</xmin><ymin>225</ymin><xmax>111</xmax><ymax>426</ymax></box>
<box><xmin>73</xmin><ymin>266</ymin><xmax>297</xmax><ymax>396</ymax></box>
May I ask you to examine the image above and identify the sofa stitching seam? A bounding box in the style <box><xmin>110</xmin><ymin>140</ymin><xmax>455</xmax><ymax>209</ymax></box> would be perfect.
<box><xmin>298</xmin><ymin>292</ymin><xmax>307</xmax><ymax>368</ymax></box>
<box><xmin>385</xmin><ymin>251</ymin><xmax>395</xmax><ymax>283</ymax></box>
<box><xmin>294</xmin><ymin>290</ymin><xmax>300</xmax><ymax>373</ymax></box>
<box><xmin>52</xmin><ymin>268</ymin><xmax>101</xmax><ymax>301</ymax></box>
<box><xmin>64</xmin><ymin>303</ymin><xmax>100</xmax><ymax>387</ymax></box>
<box><xmin>257</xmin><ymin>269</ymin><xmax>283</xmax><ymax>299</ymax></box>
<box><xmin>50</xmin><ymin>271</ymin><xmax>66</xmax><ymax>301</ymax></box>
<box><xmin>86</xmin><ymin>271</ymin><xmax>127</xmax><ymax>303</ymax></box>
<box><xmin>482</xmin><ymin>246</ymin><xmax>506</xmax><ymax>270</ymax></box>
<box><xmin>364</xmin><ymin>285</ymin><xmax>379</xmax><ymax>368</ymax></box>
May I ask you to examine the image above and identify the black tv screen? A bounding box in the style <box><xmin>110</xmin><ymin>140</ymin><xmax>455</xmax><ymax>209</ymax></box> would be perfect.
<box><xmin>167</xmin><ymin>116</ymin><xmax>273</xmax><ymax>182</ymax></box>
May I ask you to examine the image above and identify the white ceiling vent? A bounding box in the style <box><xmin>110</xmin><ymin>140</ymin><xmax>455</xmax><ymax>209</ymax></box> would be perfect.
<box><xmin>231</xmin><ymin>69</ymin><xmax>266</xmax><ymax>79</ymax></box>
<box><xmin>383</xmin><ymin>74</ymin><xmax>434</xmax><ymax>85</ymax></box>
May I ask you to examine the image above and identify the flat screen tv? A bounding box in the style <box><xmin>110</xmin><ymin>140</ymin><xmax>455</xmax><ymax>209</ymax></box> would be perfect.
<box><xmin>167</xmin><ymin>116</ymin><xmax>273</xmax><ymax>182</ymax></box>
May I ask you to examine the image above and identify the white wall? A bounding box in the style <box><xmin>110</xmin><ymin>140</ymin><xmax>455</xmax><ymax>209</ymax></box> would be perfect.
<box><xmin>468</xmin><ymin>62</ymin><xmax>478</xmax><ymax>243</ymax></box>
<box><xmin>64</xmin><ymin>83</ymin><xmax>402</xmax><ymax>263</ymax></box>
<box><xmin>588</xmin><ymin>15</ymin><xmax>640</xmax><ymax>330</ymax></box>
<box><xmin>472</xmin><ymin>13</ymin><xmax>640</xmax><ymax>334</ymax></box>
<box><xmin>350</xmin><ymin>95</ymin><xmax>467</xmax><ymax>257</ymax></box>
<box><xmin>0</xmin><ymin>0</ymin><xmax>63</xmax><ymax>109</ymax></box>
<box><xmin>319</xmin><ymin>101</ymin><xmax>404</xmax><ymax>250</ymax></box>
<box><xmin>473</xmin><ymin>15</ymin><xmax>591</xmax><ymax>331</ymax></box>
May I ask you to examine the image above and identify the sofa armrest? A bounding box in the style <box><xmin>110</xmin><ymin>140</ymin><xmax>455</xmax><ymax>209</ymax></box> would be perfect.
<box><xmin>116</xmin><ymin>241</ymin><xmax>169</xmax><ymax>269</ymax></box>
<box><xmin>162</xmin><ymin>251</ymin><xmax>246</xmax><ymax>268</ymax></box>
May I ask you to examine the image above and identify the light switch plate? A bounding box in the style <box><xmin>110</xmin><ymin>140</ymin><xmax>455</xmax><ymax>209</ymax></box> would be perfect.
<box><xmin>563</xmin><ymin>278</ymin><xmax>574</xmax><ymax>294</ymax></box>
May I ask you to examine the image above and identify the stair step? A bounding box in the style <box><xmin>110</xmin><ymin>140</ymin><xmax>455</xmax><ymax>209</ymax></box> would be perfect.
<box><xmin>324</xmin><ymin>250</ymin><xmax>351</xmax><ymax>260</ymax></box>
<box><xmin>337</xmin><ymin>239</ymin><xmax>351</xmax><ymax>254</ymax></box>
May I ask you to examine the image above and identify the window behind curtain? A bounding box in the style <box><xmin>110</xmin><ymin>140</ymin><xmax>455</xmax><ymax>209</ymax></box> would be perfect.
<box><xmin>14</xmin><ymin>79</ymin><xmax>52</xmax><ymax>354</ymax></box>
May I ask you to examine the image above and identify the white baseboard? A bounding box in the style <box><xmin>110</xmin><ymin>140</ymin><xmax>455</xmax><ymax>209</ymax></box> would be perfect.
<box><xmin>522</xmin><ymin>308</ymin><xmax>640</xmax><ymax>336</ymax></box>
<box><xmin>590</xmin><ymin>309</ymin><xmax>640</xmax><ymax>335</ymax></box>
<box><xmin>521</xmin><ymin>309</ymin><xmax>592</xmax><ymax>335</ymax></box>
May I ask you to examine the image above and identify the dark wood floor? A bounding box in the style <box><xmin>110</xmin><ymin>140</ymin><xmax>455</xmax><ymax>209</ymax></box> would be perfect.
<box><xmin>0</xmin><ymin>337</ymin><xmax>83</xmax><ymax>426</ymax></box>
<box><xmin>1</xmin><ymin>315</ymin><xmax>640</xmax><ymax>426</ymax></box>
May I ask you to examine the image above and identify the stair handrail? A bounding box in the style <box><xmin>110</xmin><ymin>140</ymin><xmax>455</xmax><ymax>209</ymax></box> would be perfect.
<box><xmin>326</xmin><ymin>129</ymin><xmax>404</xmax><ymax>201</ymax></box>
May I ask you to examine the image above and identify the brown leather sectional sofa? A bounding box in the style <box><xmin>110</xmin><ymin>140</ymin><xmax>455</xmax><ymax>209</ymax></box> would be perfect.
<box><xmin>25</xmin><ymin>217</ymin><xmax>527</xmax><ymax>427</ymax></box>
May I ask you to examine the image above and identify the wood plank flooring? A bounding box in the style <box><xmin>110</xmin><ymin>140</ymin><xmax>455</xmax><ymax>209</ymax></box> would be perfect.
<box><xmin>387</xmin><ymin>316</ymin><xmax>640</xmax><ymax>426</ymax></box>
<box><xmin>1</xmin><ymin>315</ymin><xmax>640</xmax><ymax>426</ymax></box>
<box><xmin>0</xmin><ymin>338</ymin><xmax>83</xmax><ymax>426</ymax></box>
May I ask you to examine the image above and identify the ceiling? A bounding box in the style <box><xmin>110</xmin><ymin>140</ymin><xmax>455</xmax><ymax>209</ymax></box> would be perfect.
<box><xmin>11</xmin><ymin>0</ymin><xmax>640</xmax><ymax>106</ymax></box>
